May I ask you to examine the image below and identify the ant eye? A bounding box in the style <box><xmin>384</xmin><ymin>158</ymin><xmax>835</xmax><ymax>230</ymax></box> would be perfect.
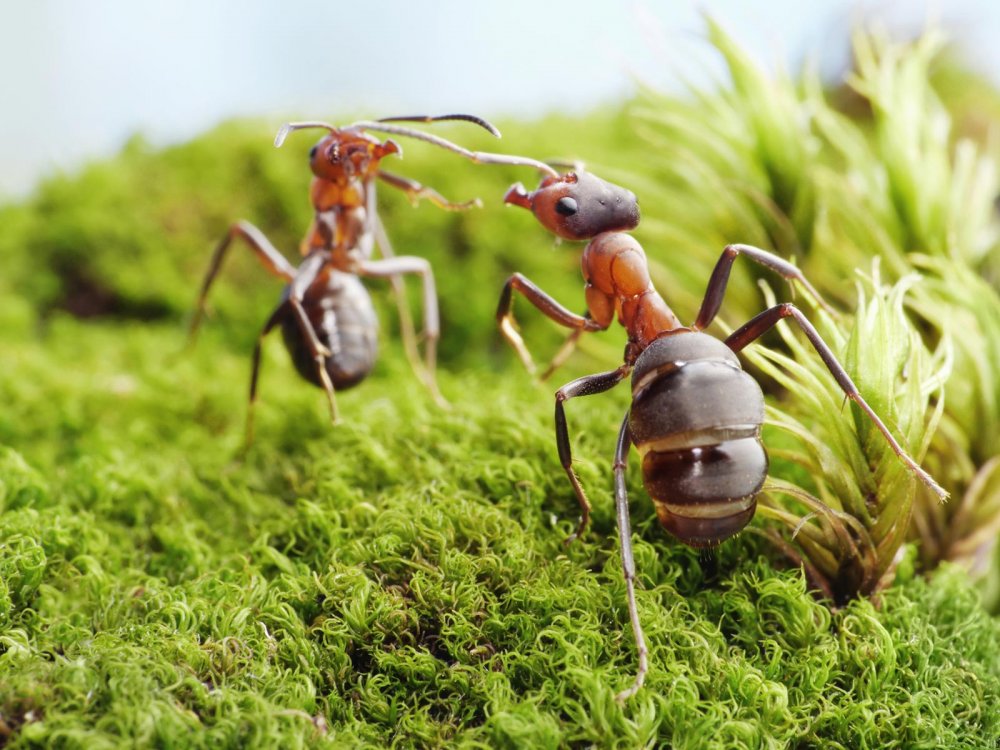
<box><xmin>555</xmin><ymin>197</ymin><xmax>578</xmax><ymax>216</ymax></box>
<box><xmin>309</xmin><ymin>145</ymin><xmax>318</xmax><ymax>160</ymax></box>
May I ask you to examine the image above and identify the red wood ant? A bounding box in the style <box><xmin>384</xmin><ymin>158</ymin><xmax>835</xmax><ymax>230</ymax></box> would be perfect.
<box><xmin>498</xmin><ymin>169</ymin><xmax>948</xmax><ymax>700</ymax></box>
<box><xmin>189</xmin><ymin>114</ymin><xmax>553</xmax><ymax>440</ymax></box>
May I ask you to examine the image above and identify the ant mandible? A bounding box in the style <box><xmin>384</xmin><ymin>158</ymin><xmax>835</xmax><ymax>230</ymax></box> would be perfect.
<box><xmin>498</xmin><ymin>168</ymin><xmax>948</xmax><ymax>701</ymax></box>
<box><xmin>189</xmin><ymin>114</ymin><xmax>552</xmax><ymax>441</ymax></box>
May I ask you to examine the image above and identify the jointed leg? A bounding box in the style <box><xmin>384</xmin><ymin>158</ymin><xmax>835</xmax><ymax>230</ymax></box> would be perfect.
<box><xmin>497</xmin><ymin>273</ymin><xmax>606</xmax><ymax>375</ymax></box>
<box><xmin>611</xmin><ymin>411</ymin><xmax>649</xmax><ymax>703</ymax></box>
<box><xmin>372</xmin><ymin>215</ymin><xmax>424</xmax><ymax>382</ymax></box>
<box><xmin>358</xmin><ymin>256</ymin><xmax>447</xmax><ymax>406</ymax></box>
<box><xmin>540</xmin><ymin>327</ymin><xmax>585</xmax><ymax>382</ymax></box>
<box><xmin>245</xmin><ymin>303</ymin><xmax>287</xmax><ymax>446</ymax></box>
<box><xmin>189</xmin><ymin>221</ymin><xmax>297</xmax><ymax>343</ymax></box>
<box><xmin>555</xmin><ymin>366</ymin><xmax>630</xmax><ymax>543</ymax></box>
<box><xmin>286</xmin><ymin>252</ymin><xmax>339</xmax><ymax>424</ymax></box>
<box><xmin>377</xmin><ymin>170</ymin><xmax>481</xmax><ymax>211</ymax></box>
<box><xmin>725</xmin><ymin>302</ymin><xmax>947</xmax><ymax>500</ymax></box>
<box><xmin>693</xmin><ymin>243</ymin><xmax>834</xmax><ymax>331</ymax></box>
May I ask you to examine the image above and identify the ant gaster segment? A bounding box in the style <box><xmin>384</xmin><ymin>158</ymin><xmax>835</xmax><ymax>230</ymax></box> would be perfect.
<box><xmin>190</xmin><ymin>114</ymin><xmax>554</xmax><ymax>441</ymax></box>
<box><xmin>498</xmin><ymin>168</ymin><xmax>948</xmax><ymax>701</ymax></box>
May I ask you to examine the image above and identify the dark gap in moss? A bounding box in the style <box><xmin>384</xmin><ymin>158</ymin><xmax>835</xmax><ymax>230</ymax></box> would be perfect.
<box><xmin>0</xmin><ymin>695</ymin><xmax>46</xmax><ymax>747</ymax></box>
<box><xmin>45</xmin><ymin>261</ymin><xmax>174</xmax><ymax>321</ymax></box>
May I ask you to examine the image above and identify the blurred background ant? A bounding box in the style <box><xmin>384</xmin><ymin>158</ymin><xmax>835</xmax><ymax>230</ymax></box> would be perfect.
<box><xmin>188</xmin><ymin>114</ymin><xmax>549</xmax><ymax>440</ymax></box>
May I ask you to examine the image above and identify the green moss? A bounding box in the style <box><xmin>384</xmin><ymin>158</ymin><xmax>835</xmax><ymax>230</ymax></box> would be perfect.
<box><xmin>3</xmin><ymin>24</ymin><xmax>1000</xmax><ymax>750</ymax></box>
<box><xmin>0</xmin><ymin>310</ymin><xmax>998</xmax><ymax>747</ymax></box>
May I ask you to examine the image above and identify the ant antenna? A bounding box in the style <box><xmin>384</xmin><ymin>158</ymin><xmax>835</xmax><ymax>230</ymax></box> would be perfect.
<box><xmin>275</xmin><ymin>116</ymin><xmax>558</xmax><ymax>177</ymax></box>
<box><xmin>376</xmin><ymin>114</ymin><xmax>502</xmax><ymax>139</ymax></box>
<box><xmin>350</xmin><ymin>120</ymin><xmax>560</xmax><ymax>177</ymax></box>
<box><xmin>274</xmin><ymin>121</ymin><xmax>337</xmax><ymax>148</ymax></box>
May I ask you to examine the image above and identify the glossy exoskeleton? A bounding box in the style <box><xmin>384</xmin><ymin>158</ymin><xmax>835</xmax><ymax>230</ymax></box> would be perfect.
<box><xmin>498</xmin><ymin>167</ymin><xmax>948</xmax><ymax>700</ymax></box>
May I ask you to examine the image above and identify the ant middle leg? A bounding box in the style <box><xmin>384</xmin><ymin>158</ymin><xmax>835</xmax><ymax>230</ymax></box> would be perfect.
<box><xmin>555</xmin><ymin>365</ymin><xmax>630</xmax><ymax>543</ymax></box>
<box><xmin>377</xmin><ymin>170</ymin><xmax>481</xmax><ymax>211</ymax></box>
<box><xmin>497</xmin><ymin>274</ymin><xmax>606</xmax><ymax>375</ymax></box>
<box><xmin>725</xmin><ymin>302</ymin><xmax>947</xmax><ymax>500</ymax></box>
<box><xmin>611</xmin><ymin>410</ymin><xmax>649</xmax><ymax>703</ymax></box>
<box><xmin>358</xmin><ymin>256</ymin><xmax>447</xmax><ymax>406</ymax></box>
<box><xmin>190</xmin><ymin>221</ymin><xmax>297</xmax><ymax>343</ymax></box>
<box><xmin>540</xmin><ymin>326</ymin><xmax>586</xmax><ymax>382</ymax></box>
<box><xmin>693</xmin><ymin>243</ymin><xmax>835</xmax><ymax>332</ymax></box>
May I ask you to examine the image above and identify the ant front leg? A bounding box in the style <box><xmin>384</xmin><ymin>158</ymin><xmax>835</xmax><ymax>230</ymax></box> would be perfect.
<box><xmin>189</xmin><ymin>221</ymin><xmax>297</xmax><ymax>344</ymax></box>
<box><xmin>497</xmin><ymin>274</ymin><xmax>606</xmax><ymax>375</ymax></box>
<box><xmin>693</xmin><ymin>244</ymin><xmax>835</xmax><ymax>332</ymax></box>
<box><xmin>358</xmin><ymin>256</ymin><xmax>448</xmax><ymax>406</ymax></box>
<box><xmin>554</xmin><ymin>365</ymin><xmax>630</xmax><ymax>543</ymax></box>
<box><xmin>725</xmin><ymin>302</ymin><xmax>948</xmax><ymax>500</ymax></box>
<box><xmin>611</xmin><ymin>410</ymin><xmax>649</xmax><ymax>703</ymax></box>
<box><xmin>377</xmin><ymin>170</ymin><xmax>481</xmax><ymax>211</ymax></box>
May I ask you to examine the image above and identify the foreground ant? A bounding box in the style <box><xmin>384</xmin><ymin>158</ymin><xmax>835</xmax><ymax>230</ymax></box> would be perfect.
<box><xmin>499</xmin><ymin>169</ymin><xmax>948</xmax><ymax>700</ymax></box>
<box><xmin>189</xmin><ymin>114</ymin><xmax>551</xmax><ymax>439</ymax></box>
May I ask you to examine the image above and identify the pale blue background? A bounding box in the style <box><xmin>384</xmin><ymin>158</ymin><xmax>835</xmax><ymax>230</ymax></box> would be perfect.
<box><xmin>1</xmin><ymin>0</ymin><xmax>997</xmax><ymax>197</ymax></box>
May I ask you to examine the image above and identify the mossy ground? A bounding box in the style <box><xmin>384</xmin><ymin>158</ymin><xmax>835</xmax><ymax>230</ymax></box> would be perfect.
<box><xmin>2</xmin><ymin>309</ymin><xmax>999</xmax><ymax>748</ymax></box>
<box><xmin>3</xmin><ymin>38</ymin><xmax>1000</xmax><ymax>748</ymax></box>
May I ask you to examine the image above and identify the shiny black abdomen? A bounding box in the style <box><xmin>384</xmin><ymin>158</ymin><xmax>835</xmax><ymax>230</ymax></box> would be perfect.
<box><xmin>280</xmin><ymin>270</ymin><xmax>379</xmax><ymax>390</ymax></box>
<box><xmin>629</xmin><ymin>332</ymin><xmax>768</xmax><ymax>547</ymax></box>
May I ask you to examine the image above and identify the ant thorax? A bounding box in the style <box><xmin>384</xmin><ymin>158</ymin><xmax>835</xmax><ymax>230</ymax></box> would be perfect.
<box><xmin>580</xmin><ymin>233</ymin><xmax>682</xmax><ymax>351</ymax></box>
<box><xmin>309</xmin><ymin>175</ymin><xmax>368</xmax><ymax>212</ymax></box>
<box><xmin>301</xmin><ymin>179</ymin><xmax>373</xmax><ymax>263</ymax></box>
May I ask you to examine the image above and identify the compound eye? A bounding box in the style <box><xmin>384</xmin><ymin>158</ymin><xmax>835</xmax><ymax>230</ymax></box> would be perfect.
<box><xmin>555</xmin><ymin>196</ymin><xmax>578</xmax><ymax>216</ymax></box>
<box><xmin>309</xmin><ymin>145</ymin><xmax>318</xmax><ymax>160</ymax></box>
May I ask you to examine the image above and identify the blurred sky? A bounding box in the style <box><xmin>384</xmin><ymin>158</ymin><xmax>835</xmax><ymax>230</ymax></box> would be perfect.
<box><xmin>1</xmin><ymin>0</ymin><xmax>998</xmax><ymax>198</ymax></box>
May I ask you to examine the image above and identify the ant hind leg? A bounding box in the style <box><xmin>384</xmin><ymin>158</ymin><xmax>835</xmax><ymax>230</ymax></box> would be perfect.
<box><xmin>611</xmin><ymin>411</ymin><xmax>649</xmax><ymax>703</ymax></box>
<box><xmin>725</xmin><ymin>302</ymin><xmax>947</xmax><ymax>500</ymax></box>
<box><xmin>189</xmin><ymin>221</ymin><xmax>297</xmax><ymax>345</ymax></box>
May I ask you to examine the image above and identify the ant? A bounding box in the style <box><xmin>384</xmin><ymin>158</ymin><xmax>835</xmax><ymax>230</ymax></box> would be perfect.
<box><xmin>498</xmin><ymin>168</ymin><xmax>948</xmax><ymax>701</ymax></box>
<box><xmin>189</xmin><ymin>114</ymin><xmax>552</xmax><ymax>440</ymax></box>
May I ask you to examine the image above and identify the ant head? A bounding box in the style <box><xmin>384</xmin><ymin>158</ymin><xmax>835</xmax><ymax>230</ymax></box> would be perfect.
<box><xmin>503</xmin><ymin>171</ymin><xmax>640</xmax><ymax>241</ymax></box>
<box><xmin>307</xmin><ymin>130</ymin><xmax>400</xmax><ymax>181</ymax></box>
<box><xmin>277</xmin><ymin>114</ymin><xmax>504</xmax><ymax>184</ymax></box>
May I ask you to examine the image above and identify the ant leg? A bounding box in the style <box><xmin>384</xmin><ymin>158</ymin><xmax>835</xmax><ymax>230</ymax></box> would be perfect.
<box><xmin>377</xmin><ymin>170</ymin><xmax>481</xmax><ymax>211</ymax></box>
<box><xmin>189</xmin><ymin>221</ymin><xmax>297</xmax><ymax>343</ymax></box>
<box><xmin>555</xmin><ymin>366</ymin><xmax>630</xmax><ymax>543</ymax></box>
<box><xmin>497</xmin><ymin>274</ymin><xmax>606</xmax><ymax>375</ymax></box>
<box><xmin>540</xmin><ymin>326</ymin><xmax>585</xmax><ymax>382</ymax></box>
<box><xmin>725</xmin><ymin>302</ymin><xmax>947</xmax><ymax>500</ymax></box>
<box><xmin>693</xmin><ymin>244</ymin><xmax>834</xmax><ymax>331</ymax></box>
<box><xmin>287</xmin><ymin>253</ymin><xmax>339</xmax><ymax>424</ymax></box>
<box><xmin>372</xmin><ymin>215</ymin><xmax>424</xmax><ymax>383</ymax></box>
<box><xmin>611</xmin><ymin>411</ymin><xmax>649</xmax><ymax>703</ymax></box>
<box><xmin>358</xmin><ymin>256</ymin><xmax>448</xmax><ymax>407</ymax></box>
<box><xmin>245</xmin><ymin>303</ymin><xmax>287</xmax><ymax>446</ymax></box>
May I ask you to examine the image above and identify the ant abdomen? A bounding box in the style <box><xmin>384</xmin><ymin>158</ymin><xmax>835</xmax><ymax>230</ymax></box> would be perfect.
<box><xmin>281</xmin><ymin>270</ymin><xmax>379</xmax><ymax>390</ymax></box>
<box><xmin>629</xmin><ymin>332</ymin><xmax>768</xmax><ymax>547</ymax></box>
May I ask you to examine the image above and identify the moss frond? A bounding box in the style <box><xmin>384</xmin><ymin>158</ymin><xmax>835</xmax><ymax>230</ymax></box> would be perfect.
<box><xmin>635</xmin><ymin>22</ymin><xmax>1000</xmax><ymax>585</ymax></box>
